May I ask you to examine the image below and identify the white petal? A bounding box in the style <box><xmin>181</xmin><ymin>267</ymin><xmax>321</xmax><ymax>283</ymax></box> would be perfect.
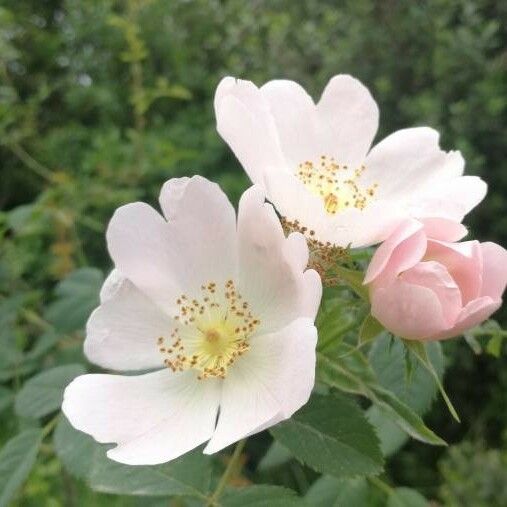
<box><xmin>204</xmin><ymin>318</ymin><xmax>317</xmax><ymax>454</ymax></box>
<box><xmin>364</xmin><ymin>127</ymin><xmax>464</xmax><ymax>201</ymax></box>
<box><xmin>215</xmin><ymin>78</ymin><xmax>286</xmax><ymax>183</ymax></box>
<box><xmin>158</xmin><ymin>175</ymin><xmax>237</xmax><ymax>288</ymax></box>
<box><xmin>316</xmin><ymin>74</ymin><xmax>379</xmax><ymax>166</ymax></box>
<box><xmin>237</xmin><ymin>186</ymin><xmax>322</xmax><ymax>333</ymax></box>
<box><xmin>409</xmin><ymin>175</ymin><xmax>487</xmax><ymax>223</ymax></box>
<box><xmin>99</xmin><ymin>269</ymin><xmax>126</xmax><ymax>303</ymax></box>
<box><xmin>85</xmin><ymin>278</ymin><xmax>172</xmax><ymax>371</ymax></box>
<box><xmin>107</xmin><ymin>176</ymin><xmax>237</xmax><ymax>311</ymax></box>
<box><xmin>62</xmin><ymin>370</ymin><xmax>220</xmax><ymax>465</ymax></box>
<box><xmin>260</xmin><ymin>79</ymin><xmax>320</xmax><ymax>168</ymax></box>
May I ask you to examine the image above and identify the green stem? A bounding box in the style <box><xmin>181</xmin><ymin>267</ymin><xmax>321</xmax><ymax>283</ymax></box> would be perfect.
<box><xmin>207</xmin><ymin>439</ymin><xmax>247</xmax><ymax>506</ymax></box>
<box><xmin>42</xmin><ymin>413</ymin><xmax>60</xmax><ymax>439</ymax></box>
<box><xmin>367</xmin><ymin>476</ymin><xmax>394</xmax><ymax>496</ymax></box>
<box><xmin>7</xmin><ymin>142</ymin><xmax>55</xmax><ymax>182</ymax></box>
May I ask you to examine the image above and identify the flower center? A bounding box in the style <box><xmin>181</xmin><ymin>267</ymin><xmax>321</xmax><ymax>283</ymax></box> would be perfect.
<box><xmin>296</xmin><ymin>155</ymin><xmax>378</xmax><ymax>214</ymax></box>
<box><xmin>157</xmin><ymin>280</ymin><xmax>259</xmax><ymax>380</ymax></box>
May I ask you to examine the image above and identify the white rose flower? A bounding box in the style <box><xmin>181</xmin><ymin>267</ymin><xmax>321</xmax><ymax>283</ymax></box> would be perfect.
<box><xmin>214</xmin><ymin>75</ymin><xmax>487</xmax><ymax>251</ymax></box>
<box><xmin>62</xmin><ymin>176</ymin><xmax>321</xmax><ymax>465</ymax></box>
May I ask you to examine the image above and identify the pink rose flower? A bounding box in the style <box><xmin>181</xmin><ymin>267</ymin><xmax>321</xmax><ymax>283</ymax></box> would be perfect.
<box><xmin>364</xmin><ymin>218</ymin><xmax>507</xmax><ymax>341</ymax></box>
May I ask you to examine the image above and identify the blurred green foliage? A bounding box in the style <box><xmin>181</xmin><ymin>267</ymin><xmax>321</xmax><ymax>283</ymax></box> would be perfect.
<box><xmin>1</xmin><ymin>0</ymin><xmax>506</xmax><ymax>505</ymax></box>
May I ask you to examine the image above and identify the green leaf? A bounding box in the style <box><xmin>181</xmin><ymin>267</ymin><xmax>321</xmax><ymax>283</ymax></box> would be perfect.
<box><xmin>221</xmin><ymin>485</ymin><xmax>307</xmax><ymax>506</ymax></box>
<box><xmin>257</xmin><ymin>441</ymin><xmax>293</xmax><ymax>471</ymax></box>
<box><xmin>403</xmin><ymin>340</ymin><xmax>460</xmax><ymax>422</ymax></box>
<box><xmin>317</xmin><ymin>347</ymin><xmax>445</xmax><ymax>447</ymax></box>
<box><xmin>271</xmin><ymin>393</ymin><xmax>383</xmax><ymax>479</ymax></box>
<box><xmin>387</xmin><ymin>487</ymin><xmax>428</xmax><ymax>507</ymax></box>
<box><xmin>367</xmin><ymin>336</ymin><xmax>444</xmax><ymax>456</ymax></box>
<box><xmin>0</xmin><ymin>429</ymin><xmax>43</xmax><ymax>507</ymax></box>
<box><xmin>332</xmin><ymin>266</ymin><xmax>368</xmax><ymax>301</ymax></box>
<box><xmin>305</xmin><ymin>476</ymin><xmax>370</xmax><ymax>507</ymax></box>
<box><xmin>15</xmin><ymin>364</ymin><xmax>86</xmax><ymax>419</ymax></box>
<box><xmin>359</xmin><ymin>315</ymin><xmax>384</xmax><ymax>345</ymax></box>
<box><xmin>369</xmin><ymin>386</ymin><xmax>446</xmax><ymax>446</ymax></box>
<box><xmin>0</xmin><ymin>387</ymin><xmax>12</xmax><ymax>414</ymax></box>
<box><xmin>44</xmin><ymin>268</ymin><xmax>103</xmax><ymax>332</ymax></box>
<box><xmin>54</xmin><ymin>416</ymin><xmax>213</xmax><ymax>498</ymax></box>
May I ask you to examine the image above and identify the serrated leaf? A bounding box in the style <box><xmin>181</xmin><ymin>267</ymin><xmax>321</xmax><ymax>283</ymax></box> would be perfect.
<box><xmin>221</xmin><ymin>485</ymin><xmax>307</xmax><ymax>506</ymax></box>
<box><xmin>44</xmin><ymin>268</ymin><xmax>103</xmax><ymax>332</ymax></box>
<box><xmin>54</xmin><ymin>416</ymin><xmax>213</xmax><ymax>498</ymax></box>
<box><xmin>359</xmin><ymin>314</ymin><xmax>384</xmax><ymax>345</ymax></box>
<box><xmin>15</xmin><ymin>364</ymin><xmax>86</xmax><ymax>419</ymax></box>
<box><xmin>0</xmin><ymin>429</ymin><xmax>43</xmax><ymax>507</ymax></box>
<box><xmin>387</xmin><ymin>487</ymin><xmax>428</xmax><ymax>507</ymax></box>
<box><xmin>257</xmin><ymin>441</ymin><xmax>292</xmax><ymax>471</ymax></box>
<box><xmin>403</xmin><ymin>340</ymin><xmax>460</xmax><ymax>422</ymax></box>
<box><xmin>317</xmin><ymin>347</ymin><xmax>445</xmax><ymax>447</ymax></box>
<box><xmin>332</xmin><ymin>266</ymin><xmax>368</xmax><ymax>301</ymax></box>
<box><xmin>367</xmin><ymin>335</ymin><xmax>445</xmax><ymax>455</ymax></box>
<box><xmin>305</xmin><ymin>476</ymin><xmax>370</xmax><ymax>507</ymax></box>
<box><xmin>271</xmin><ymin>393</ymin><xmax>383</xmax><ymax>479</ymax></box>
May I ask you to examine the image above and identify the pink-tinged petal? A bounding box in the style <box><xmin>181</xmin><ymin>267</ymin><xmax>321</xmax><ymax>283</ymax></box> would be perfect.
<box><xmin>401</xmin><ymin>261</ymin><xmax>462</xmax><ymax>326</ymax></box>
<box><xmin>215</xmin><ymin>79</ymin><xmax>286</xmax><ymax>183</ymax></box>
<box><xmin>85</xmin><ymin>279</ymin><xmax>171</xmax><ymax>371</ymax></box>
<box><xmin>431</xmin><ymin>296</ymin><xmax>501</xmax><ymax>341</ymax></box>
<box><xmin>370</xmin><ymin>279</ymin><xmax>449</xmax><ymax>340</ymax></box>
<box><xmin>419</xmin><ymin>218</ymin><xmax>468</xmax><ymax>242</ymax></box>
<box><xmin>204</xmin><ymin>318</ymin><xmax>317</xmax><ymax>454</ymax></box>
<box><xmin>107</xmin><ymin>177</ymin><xmax>237</xmax><ymax>312</ymax></box>
<box><xmin>62</xmin><ymin>370</ymin><xmax>220</xmax><ymax>465</ymax></box>
<box><xmin>316</xmin><ymin>74</ymin><xmax>379</xmax><ymax>167</ymax></box>
<box><xmin>158</xmin><ymin>175</ymin><xmax>237</xmax><ymax>289</ymax></box>
<box><xmin>363</xmin><ymin>128</ymin><xmax>463</xmax><ymax>201</ymax></box>
<box><xmin>410</xmin><ymin>175</ymin><xmax>487</xmax><ymax>223</ymax></box>
<box><xmin>364</xmin><ymin>219</ymin><xmax>425</xmax><ymax>284</ymax></box>
<box><xmin>426</xmin><ymin>239</ymin><xmax>482</xmax><ymax>305</ymax></box>
<box><xmin>106</xmin><ymin>202</ymin><xmax>180</xmax><ymax>311</ymax></box>
<box><xmin>480</xmin><ymin>242</ymin><xmax>507</xmax><ymax>300</ymax></box>
<box><xmin>260</xmin><ymin>80</ymin><xmax>320</xmax><ymax>168</ymax></box>
<box><xmin>237</xmin><ymin>186</ymin><xmax>322</xmax><ymax>333</ymax></box>
<box><xmin>99</xmin><ymin>269</ymin><xmax>126</xmax><ymax>303</ymax></box>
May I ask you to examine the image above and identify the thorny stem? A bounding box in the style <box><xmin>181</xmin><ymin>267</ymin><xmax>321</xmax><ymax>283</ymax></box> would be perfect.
<box><xmin>206</xmin><ymin>439</ymin><xmax>247</xmax><ymax>506</ymax></box>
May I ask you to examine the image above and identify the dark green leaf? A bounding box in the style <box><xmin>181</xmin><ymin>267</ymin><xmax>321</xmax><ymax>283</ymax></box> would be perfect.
<box><xmin>44</xmin><ymin>268</ymin><xmax>103</xmax><ymax>332</ymax></box>
<box><xmin>0</xmin><ymin>387</ymin><xmax>12</xmax><ymax>414</ymax></box>
<box><xmin>305</xmin><ymin>476</ymin><xmax>370</xmax><ymax>507</ymax></box>
<box><xmin>359</xmin><ymin>314</ymin><xmax>384</xmax><ymax>345</ymax></box>
<box><xmin>387</xmin><ymin>487</ymin><xmax>428</xmax><ymax>507</ymax></box>
<box><xmin>257</xmin><ymin>441</ymin><xmax>293</xmax><ymax>471</ymax></box>
<box><xmin>54</xmin><ymin>416</ymin><xmax>213</xmax><ymax>498</ymax></box>
<box><xmin>15</xmin><ymin>364</ymin><xmax>86</xmax><ymax>419</ymax></box>
<box><xmin>271</xmin><ymin>393</ymin><xmax>383</xmax><ymax>479</ymax></box>
<box><xmin>0</xmin><ymin>429</ymin><xmax>43</xmax><ymax>507</ymax></box>
<box><xmin>221</xmin><ymin>485</ymin><xmax>307</xmax><ymax>506</ymax></box>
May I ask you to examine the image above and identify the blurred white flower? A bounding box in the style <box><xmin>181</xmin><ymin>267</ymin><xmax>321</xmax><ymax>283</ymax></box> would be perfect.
<box><xmin>214</xmin><ymin>75</ymin><xmax>487</xmax><ymax>250</ymax></box>
<box><xmin>62</xmin><ymin>176</ymin><xmax>321</xmax><ymax>465</ymax></box>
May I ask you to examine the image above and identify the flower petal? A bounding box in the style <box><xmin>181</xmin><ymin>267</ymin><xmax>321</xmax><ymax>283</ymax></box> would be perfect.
<box><xmin>158</xmin><ymin>175</ymin><xmax>237</xmax><ymax>290</ymax></box>
<box><xmin>260</xmin><ymin>79</ymin><xmax>319</xmax><ymax>168</ymax></box>
<box><xmin>371</xmin><ymin>279</ymin><xmax>449</xmax><ymax>340</ymax></box>
<box><xmin>215</xmin><ymin>78</ymin><xmax>286</xmax><ymax>182</ymax></box>
<box><xmin>62</xmin><ymin>370</ymin><xmax>220</xmax><ymax>465</ymax></box>
<box><xmin>99</xmin><ymin>269</ymin><xmax>126</xmax><ymax>303</ymax></box>
<box><xmin>363</xmin><ymin>127</ymin><xmax>464</xmax><ymax>201</ymax></box>
<box><xmin>410</xmin><ymin>175</ymin><xmax>487</xmax><ymax>223</ymax></box>
<box><xmin>419</xmin><ymin>218</ymin><xmax>468</xmax><ymax>242</ymax></box>
<box><xmin>364</xmin><ymin>219</ymin><xmax>425</xmax><ymax>284</ymax></box>
<box><xmin>237</xmin><ymin>186</ymin><xmax>322</xmax><ymax>333</ymax></box>
<box><xmin>426</xmin><ymin>239</ymin><xmax>482</xmax><ymax>305</ymax></box>
<box><xmin>431</xmin><ymin>296</ymin><xmax>501</xmax><ymax>341</ymax></box>
<box><xmin>480</xmin><ymin>242</ymin><xmax>507</xmax><ymax>300</ymax></box>
<box><xmin>316</xmin><ymin>74</ymin><xmax>379</xmax><ymax>166</ymax></box>
<box><xmin>204</xmin><ymin>318</ymin><xmax>317</xmax><ymax>454</ymax></box>
<box><xmin>107</xmin><ymin>177</ymin><xmax>237</xmax><ymax>312</ymax></box>
<box><xmin>401</xmin><ymin>261</ymin><xmax>462</xmax><ymax>326</ymax></box>
<box><xmin>85</xmin><ymin>278</ymin><xmax>172</xmax><ymax>371</ymax></box>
